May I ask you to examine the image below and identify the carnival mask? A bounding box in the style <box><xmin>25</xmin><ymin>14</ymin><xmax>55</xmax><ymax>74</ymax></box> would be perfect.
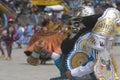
<box><xmin>71</xmin><ymin>21</ymin><xmax>80</xmax><ymax>33</ymax></box>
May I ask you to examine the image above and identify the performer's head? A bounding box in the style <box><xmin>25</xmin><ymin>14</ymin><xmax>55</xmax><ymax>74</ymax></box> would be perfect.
<box><xmin>70</xmin><ymin>6</ymin><xmax>95</xmax><ymax>33</ymax></box>
<box><xmin>8</xmin><ymin>18</ymin><xmax>14</xmax><ymax>26</ymax></box>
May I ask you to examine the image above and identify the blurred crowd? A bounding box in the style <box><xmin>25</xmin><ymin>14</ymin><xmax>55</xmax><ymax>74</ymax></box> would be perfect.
<box><xmin>1</xmin><ymin>0</ymin><xmax>117</xmax><ymax>16</ymax></box>
<box><xmin>1</xmin><ymin>0</ymin><xmax>45</xmax><ymax>15</ymax></box>
<box><xmin>0</xmin><ymin>0</ymin><xmax>120</xmax><ymax>61</ymax></box>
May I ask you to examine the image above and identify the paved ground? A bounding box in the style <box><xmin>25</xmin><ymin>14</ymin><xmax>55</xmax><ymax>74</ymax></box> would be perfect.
<box><xmin>0</xmin><ymin>45</ymin><xmax>119</xmax><ymax>80</ymax></box>
<box><xmin>0</xmin><ymin>45</ymin><xmax>59</xmax><ymax>80</ymax></box>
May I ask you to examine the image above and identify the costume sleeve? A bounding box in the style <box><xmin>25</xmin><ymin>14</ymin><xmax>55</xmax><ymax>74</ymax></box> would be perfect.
<box><xmin>51</xmin><ymin>52</ymin><xmax>60</xmax><ymax>60</ymax></box>
<box><xmin>71</xmin><ymin>61</ymin><xmax>94</xmax><ymax>77</ymax></box>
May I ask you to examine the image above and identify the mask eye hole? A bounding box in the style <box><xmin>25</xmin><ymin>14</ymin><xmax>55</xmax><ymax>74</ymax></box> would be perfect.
<box><xmin>74</xmin><ymin>22</ymin><xmax>79</xmax><ymax>27</ymax></box>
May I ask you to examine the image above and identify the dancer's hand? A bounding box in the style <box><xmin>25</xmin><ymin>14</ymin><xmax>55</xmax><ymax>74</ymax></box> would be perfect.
<box><xmin>64</xmin><ymin>71</ymin><xmax>73</xmax><ymax>78</ymax></box>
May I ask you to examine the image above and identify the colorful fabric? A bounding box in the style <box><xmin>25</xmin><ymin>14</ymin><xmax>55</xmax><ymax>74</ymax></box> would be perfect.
<box><xmin>26</xmin><ymin>32</ymin><xmax>66</xmax><ymax>54</ymax></box>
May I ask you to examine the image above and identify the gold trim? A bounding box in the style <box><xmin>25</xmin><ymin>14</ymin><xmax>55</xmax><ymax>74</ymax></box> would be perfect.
<box><xmin>93</xmin><ymin>18</ymin><xmax>114</xmax><ymax>36</ymax></box>
<box><xmin>70</xmin><ymin>52</ymin><xmax>88</xmax><ymax>69</ymax></box>
<box><xmin>93</xmin><ymin>52</ymin><xmax>116</xmax><ymax>80</ymax></box>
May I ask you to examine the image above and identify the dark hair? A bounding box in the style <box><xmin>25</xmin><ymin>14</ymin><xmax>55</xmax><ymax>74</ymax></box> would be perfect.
<box><xmin>116</xmin><ymin>1</ymin><xmax>120</xmax><ymax>6</ymax></box>
<box><xmin>8</xmin><ymin>21</ymin><xmax>14</xmax><ymax>23</ymax></box>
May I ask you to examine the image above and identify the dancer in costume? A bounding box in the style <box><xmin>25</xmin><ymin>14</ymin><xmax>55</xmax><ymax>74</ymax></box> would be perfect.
<box><xmin>34</xmin><ymin>8</ymin><xmax>120</xmax><ymax>80</ymax></box>
<box><xmin>47</xmin><ymin>5</ymin><xmax>100</xmax><ymax>80</ymax></box>
<box><xmin>54</xmin><ymin>7</ymin><xmax>120</xmax><ymax>80</ymax></box>
<box><xmin>25</xmin><ymin>5</ymin><xmax>103</xmax><ymax>79</ymax></box>
<box><xmin>41</xmin><ymin>7</ymin><xmax>119</xmax><ymax>80</ymax></box>
<box><xmin>1</xmin><ymin>18</ymin><xmax>17</xmax><ymax>60</ymax></box>
<box><xmin>25</xmin><ymin>18</ymin><xmax>66</xmax><ymax>65</ymax></box>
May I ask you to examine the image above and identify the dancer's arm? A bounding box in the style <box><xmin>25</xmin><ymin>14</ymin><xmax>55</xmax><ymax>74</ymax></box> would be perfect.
<box><xmin>51</xmin><ymin>52</ymin><xmax>60</xmax><ymax>60</ymax></box>
<box><xmin>65</xmin><ymin>61</ymin><xmax>94</xmax><ymax>78</ymax></box>
<box><xmin>39</xmin><ymin>49</ymin><xmax>61</xmax><ymax>60</ymax></box>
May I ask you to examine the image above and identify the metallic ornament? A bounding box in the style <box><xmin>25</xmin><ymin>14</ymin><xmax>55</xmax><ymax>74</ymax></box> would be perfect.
<box><xmin>114</xmin><ymin>21</ymin><xmax>120</xmax><ymax>45</ymax></box>
<box><xmin>66</xmin><ymin>33</ymin><xmax>90</xmax><ymax>70</ymax></box>
<box><xmin>93</xmin><ymin>8</ymin><xmax>120</xmax><ymax>37</ymax></box>
<box><xmin>75</xmin><ymin>32</ymin><xmax>90</xmax><ymax>51</ymax></box>
<box><xmin>94</xmin><ymin>50</ymin><xmax>115</xmax><ymax>80</ymax></box>
<box><xmin>67</xmin><ymin>52</ymin><xmax>88</xmax><ymax>70</ymax></box>
<box><xmin>87</xmin><ymin>34</ymin><xmax>107</xmax><ymax>50</ymax></box>
<box><xmin>93</xmin><ymin>19</ymin><xmax>114</xmax><ymax>36</ymax></box>
<box><xmin>116</xmin><ymin>21</ymin><xmax>120</xmax><ymax>34</ymax></box>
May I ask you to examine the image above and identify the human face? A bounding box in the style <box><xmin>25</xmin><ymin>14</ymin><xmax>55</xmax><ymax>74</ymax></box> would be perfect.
<box><xmin>8</xmin><ymin>21</ymin><xmax>14</xmax><ymax>26</ymax></box>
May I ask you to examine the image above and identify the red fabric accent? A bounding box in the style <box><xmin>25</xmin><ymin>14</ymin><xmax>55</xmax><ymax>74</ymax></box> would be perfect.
<box><xmin>44</xmin><ymin>18</ymin><xmax>49</xmax><ymax>23</ymax></box>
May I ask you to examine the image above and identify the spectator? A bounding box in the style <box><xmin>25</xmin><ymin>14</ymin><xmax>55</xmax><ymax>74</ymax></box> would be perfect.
<box><xmin>1</xmin><ymin>18</ymin><xmax>16</xmax><ymax>60</ymax></box>
<box><xmin>23</xmin><ymin>24</ymin><xmax>34</xmax><ymax>44</ymax></box>
<box><xmin>16</xmin><ymin>24</ymin><xmax>25</xmax><ymax>48</ymax></box>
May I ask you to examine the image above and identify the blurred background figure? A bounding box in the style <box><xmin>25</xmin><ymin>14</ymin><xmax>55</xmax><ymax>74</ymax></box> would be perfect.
<box><xmin>0</xmin><ymin>25</ymin><xmax>5</xmax><ymax>59</ymax></box>
<box><xmin>23</xmin><ymin>24</ymin><xmax>34</xmax><ymax>44</ymax></box>
<box><xmin>15</xmin><ymin>23</ymin><xmax>25</xmax><ymax>48</ymax></box>
<box><xmin>1</xmin><ymin>18</ymin><xmax>17</xmax><ymax>60</ymax></box>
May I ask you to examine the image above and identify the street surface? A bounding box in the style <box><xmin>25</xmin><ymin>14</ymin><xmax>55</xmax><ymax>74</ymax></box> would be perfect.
<box><xmin>0</xmin><ymin>45</ymin><xmax>120</xmax><ymax>80</ymax></box>
<box><xmin>0</xmin><ymin>45</ymin><xmax>59</xmax><ymax>80</ymax></box>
